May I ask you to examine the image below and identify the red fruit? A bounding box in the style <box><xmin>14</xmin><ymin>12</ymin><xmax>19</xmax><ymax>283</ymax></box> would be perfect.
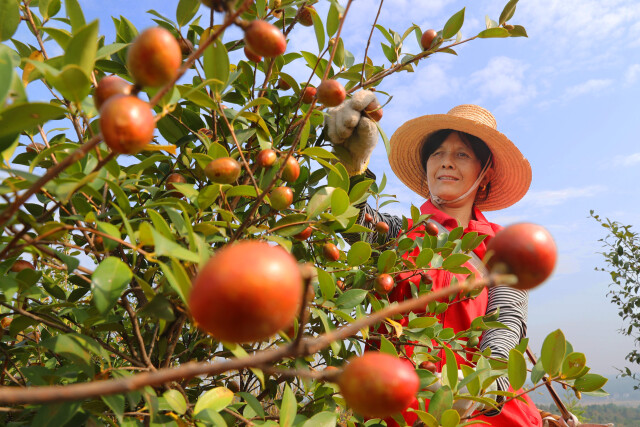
<box><xmin>244</xmin><ymin>46</ymin><xmax>262</xmax><ymax>63</ymax></box>
<box><xmin>243</xmin><ymin>20</ymin><xmax>287</xmax><ymax>58</ymax></box>
<box><xmin>94</xmin><ymin>76</ymin><xmax>132</xmax><ymax>110</ymax></box>
<box><xmin>419</xmin><ymin>361</ymin><xmax>437</xmax><ymax>372</ymax></box>
<box><xmin>127</xmin><ymin>27</ymin><xmax>182</xmax><ymax>87</ymax></box>
<box><xmin>375</xmin><ymin>221</ymin><xmax>389</xmax><ymax>234</ymax></box>
<box><xmin>425</xmin><ymin>222</ymin><xmax>439</xmax><ymax>236</ymax></box>
<box><xmin>364</xmin><ymin>100</ymin><xmax>383</xmax><ymax>122</ymax></box>
<box><xmin>277</xmin><ymin>78</ymin><xmax>291</xmax><ymax>90</ymax></box>
<box><xmin>364</xmin><ymin>213</ymin><xmax>374</xmax><ymax>223</ymax></box>
<box><xmin>26</xmin><ymin>142</ymin><xmax>45</xmax><ymax>153</ymax></box>
<box><xmin>166</xmin><ymin>173</ymin><xmax>187</xmax><ymax>197</ymax></box>
<box><xmin>100</xmin><ymin>95</ymin><xmax>155</xmax><ymax>155</ymax></box>
<box><xmin>282</xmin><ymin>156</ymin><xmax>300</xmax><ymax>183</ymax></box>
<box><xmin>256</xmin><ymin>149</ymin><xmax>277</xmax><ymax>168</ymax></box>
<box><xmin>421</xmin><ymin>29</ymin><xmax>438</xmax><ymax>50</ymax></box>
<box><xmin>484</xmin><ymin>223</ymin><xmax>557</xmax><ymax>290</ymax></box>
<box><xmin>317</xmin><ymin>80</ymin><xmax>346</xmax><ymax>107</ymax></box>
<box><xmin>178</xmin><ymin>37</ymin><xmax>193</xmax><ymax>56</ymax></box>
<box><xmin>293</xmin><ymin>226</ymin><xmax>313</xmax><ymax>241</ymax></box>
<box><xmin>205</xmin><ymin>157</ymin><xmax>241</xmax><ymax>184</ymax></box>
<box><xmin>190</xmin><ymin>241</ymin><xmax>303</xmax><ymax>343</ymax></box>
<box><xmin>11</xmin><ymin>260</ymin><xmax>35</xmax><ymax>273</ymax></box>
<box><xmin>298</xmin><ymin>5</ymin><xmax>315</xmax><ymax>27</ymax></box>
<box><xmin>270</xmin><ymin>186</ymin><xmax>294</xmax><ymax>210</ymax></box>
<box><xmin>338</xmin><ymin>352</ymin><xmax>419</xmax><ymax>418</ymax></box>
<box><xmin>336</xmin><ymin>280</ymin><xmax>345</xmax><ymax>290</ymax></box>
<box><xmin>301</xmin><ymin>86</ymin><xmax>316</xmax><ymax>104</ymax></box>
<box><xmin>374</xmin><ymin>273</ymin><xmax>394</xmax><ymax>295</ymax></box>
<box><xmin>322</xmin><ymin>242</ymin><xmax>340</xmax><ymax>261</ymax></box>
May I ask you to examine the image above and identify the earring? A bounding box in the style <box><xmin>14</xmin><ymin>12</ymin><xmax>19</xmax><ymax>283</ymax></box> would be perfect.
<box><xmin>480</xmin><ymin>184</ymin><xmax>487</xmax><ymax>192</ymax></box>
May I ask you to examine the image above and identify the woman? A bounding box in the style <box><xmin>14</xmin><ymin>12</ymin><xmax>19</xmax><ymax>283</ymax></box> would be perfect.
<box><xmin>326</xmin><ymin>93</ymin><xmax>542</xmax><ymax>426</ymax></box>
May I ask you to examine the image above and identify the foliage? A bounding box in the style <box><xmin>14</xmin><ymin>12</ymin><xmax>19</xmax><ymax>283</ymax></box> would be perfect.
<box><xmin>591</xmin><ymin>211</ymin><xmax>640</xmax><ymax>389</ymax></box>
<box><xmin>0</xmin><ymin>0</ymin><xmax>605</xmax><ymax>425</ymax></box>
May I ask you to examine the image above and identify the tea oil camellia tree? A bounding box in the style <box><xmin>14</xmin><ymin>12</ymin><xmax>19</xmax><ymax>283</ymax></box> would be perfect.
<box><xmin>0</xmin><ymin>0</ymin><xmax>607</xmax><ymax>425</ymax></box>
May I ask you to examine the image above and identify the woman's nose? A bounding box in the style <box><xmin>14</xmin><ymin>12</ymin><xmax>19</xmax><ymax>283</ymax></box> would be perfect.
<box><xmin>440</xmin><ymin>152</ymin><xmax>455</xmax><ymax>168</ymax></box>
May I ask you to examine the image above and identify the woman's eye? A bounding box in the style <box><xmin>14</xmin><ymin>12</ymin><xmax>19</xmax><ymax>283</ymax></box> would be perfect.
<box><xmin>457</xmin><ymin>152</ymin><xmax>471</xmax><ymax>158</ymax></box>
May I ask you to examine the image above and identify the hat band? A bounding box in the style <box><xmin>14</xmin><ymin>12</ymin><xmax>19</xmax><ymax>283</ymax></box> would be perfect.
<box><xmin>431</xmin><ymin>154</ymin><xmax>493</xmax><ymax>206</ymax></box>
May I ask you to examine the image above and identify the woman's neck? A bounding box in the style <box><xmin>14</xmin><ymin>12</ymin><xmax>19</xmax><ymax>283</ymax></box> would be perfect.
<box><xmin>431</xmin><ymin>200</ymin><xmax>475</xmax><ymax>229</ymax></box>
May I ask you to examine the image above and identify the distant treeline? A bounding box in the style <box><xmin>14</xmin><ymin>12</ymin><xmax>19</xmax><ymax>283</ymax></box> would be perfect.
<box><xmin>537</xmin><ymin>403</ymin><xmax>640</xmax><ymax>426</ymax></box>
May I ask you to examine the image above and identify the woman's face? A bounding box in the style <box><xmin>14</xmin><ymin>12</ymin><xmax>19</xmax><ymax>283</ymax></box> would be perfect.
<box><xmin>425</xmin><ymin>132</ymin><xmax>483</xmax><ymax>203</ymax></box>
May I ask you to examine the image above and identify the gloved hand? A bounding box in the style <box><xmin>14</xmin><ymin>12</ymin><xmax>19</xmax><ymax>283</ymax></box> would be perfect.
<box><xmin>425</xmin><ymin>369</ymin><xmax>498</xmax><ymax>416</ymax></box>
<box><xmin>324</xmin><ymin>90</ymin><xmax>379</xmax><ymax>176</ymax></box>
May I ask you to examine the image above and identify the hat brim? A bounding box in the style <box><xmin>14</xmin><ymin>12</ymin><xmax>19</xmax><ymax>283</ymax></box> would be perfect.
<box><xmin>388</xmin><ymin>114</ymin><xmax>531</xmax><ymax>211</ymax></box>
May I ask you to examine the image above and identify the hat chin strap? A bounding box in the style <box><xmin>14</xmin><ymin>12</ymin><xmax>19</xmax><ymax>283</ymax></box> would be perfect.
<box><xmin>430</xmin><ymin>156</ymin><xmax>493</xmax><ymax>207</ymax></box>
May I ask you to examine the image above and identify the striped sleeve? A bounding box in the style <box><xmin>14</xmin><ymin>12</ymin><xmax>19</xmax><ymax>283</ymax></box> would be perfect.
<box><xmin>479</xmin><ymin>286</ymin><xmax>529</xmax><ymax>416</ymax></box>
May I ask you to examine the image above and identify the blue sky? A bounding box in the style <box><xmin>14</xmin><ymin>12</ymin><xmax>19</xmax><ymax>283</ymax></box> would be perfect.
<box><xmin>12</xmin><ymin>0</ymin><xmax>640</xmax><ymax>379</ymax></box>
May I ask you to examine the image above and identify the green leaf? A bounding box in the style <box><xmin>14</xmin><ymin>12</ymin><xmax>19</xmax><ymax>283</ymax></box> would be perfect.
<box><xmin>64</xmin><ymin>20</ymin><xmax>99</xmax><ymax>77</ymax></box>
<box><xmin>302</xmin><ymin>411</ymin><xmax>337</xmax><ymax>427</ymax></box>
<box><xmin>101</xmin><ymin>394</ymin><xmax>125</xmax><ymax>424</ymax></box>
<box><xmin>508</xmin><ymin>349</ymin><xmax>526</xmax><ymax>391</ymax></box>
<box><xmin>176</xmin><ymin>0</ymin><xmax>200</xmax><ymax>27</ymax></box>
<box><xmin>0</xmin><ymin>50</ymin><xmax>15</xmax><ymax>110</ymax></box>
<box><xmin>32</xmin><ymin>402</ymin><xmax>82</xmax><ymax>427</ymax></box>
<box><xmin>531</xmin><ymin>358</ymin><xmax>545</xmax><ymax>384</ymax></box>
<box><xmin>326</xmin><ymin>3</ymin><xmax>340</xmax><ymax>37</ymax></box>
<box><xmin>407</xmin><ymin>316</ymin><xmax>437</xmax><ymax>328</ymax></box>
<box><xmin>226</xmin><ymin>185</ymin><xmax>258</xmax><ymax>198</ymax></box>
<box><xmin>443</xmin><ymin>346</ymin><xmax>458</xmax><ymax>390</ymax></box>
<box><xmin>574</xmin><ymin>373</ymin><xmax>607</xmax><ymax>392</ymax></box>
<box><xmin>410</xmin><ymin>409</ymin><xmax>439</xmax><ymax>427</ymax></box>
<box><xmin>415</xmin><ymin>248</ymin><xmax>434</xmax><ymax>268</ymax></box>
<box><xmin>0</xmin><ymin>0</ymin><xmax>20</xmax><ymax>42</ymax></box>
<box><xmin>157</xmin><ymin>259</ymin><xmax>191</xmax><ymax>304</ymax></box>
<box><xmin>48</xmin><ymin>65</ymin><xmax>92</xmax><ymax>105</ymax></box>
<box><xmin>96</xmin><ymin>221</ymin><xmax>121</xmax><ymax>251</ymax></box>
<box><xmin>380</xmin><ymin>335</ymin><xmax>398</xmax><ymax>357</ymax></box>
<box><xmin>279</xmin><ymin>383</ymin><xmax>297</xmax><ymax>427</ymax></box>
<box><xmin>335</xmin><ymin>289</ymin><xmax>368</xmax><ymax>309</ymax></box>
<box><xmin>194</xmin><ymin>387</ymin><xmax>233</xmax><ymax>415</ymax></box>
<box><xmin>317</xmin><ymin>268</ymin><xmax>336</xmax><ymax>300</ymax></box>
<box><xmin>330</xmin><ymin>187</ymin><xmax>349</xmax><ymax>216</ymax></box>
<box><xmin>442</xmin><ymin>253</ymin><xmax>470</xmax><ymax>270</ymax></box>
<box><xmin>477</xmin><ymin>28</ymin><xmax>510</xmax><ymax>38</ymax></box>
<box><xmin>499</xmin><ymin>0</ymin><xmax>519</xmax><ymax>25</ymax></box>
<box><xmin>0</xmin><ymin>103</ymin><xmax>67</xmax><ymax>139</ymax></box>
<box><xmin>561</xmin><ymin>352</ymin><xmax>586</xmax><ymax>379</ymax></box>
<box><xmin>40</xmin><ymin>0</ymin><xmax>62</xmax><ymax>20</ymax></box>
<box><xmin>307</xmin><ymin>186</ymin><xmax>335</xmax><ymax>219</ymax></box>
<box><xmin>238</xmin><ymin>392</ymin><xmax>266</xmax><ymax>417</ymax></box>
<box><xmin>91</xmin><ymin>257</ymin><xmax>132</xmax><ymax>314</ymax></box>
<box><xmin>347</xmin><ymin>241</ymin><xmax>371</xmax><ymax>266</ymax></box>
<box><xmin>447</xmin><ymin>226</ymin><xmax>463</xmax><ymax>242</ymax></box>
<box><xmin>509</xmin><ymin>25</ymin><xmax>528</xmax><ymax>37</ymax></box>
<box><xmin>440</xmin><ymin>409</ymin><xmax>460</xmax><ymax>427</ymax></box>
<box><xmin>65</xmin><ymin>0</ymin><xmax>86</xmax><ymax>31</ymax></box>
<box><xmin>163</xmin><ymin>389</ymin><xmax>187</xmax><ymax>415</ymax></box>
<box><xmin>349</xmin><ymin>179</ymin><xmax>373</xmax><ymax>203</ymax></box>
<box><xmin>203</xmin><ymin>38</ymin><xmax>229</xmax><ymax>94</ymax></box>
<box><xmin>442</xmin><ymin>8</ymin><xmax>465</xmax><ymax>39</ymax></box>
<box><xmin>428</xmin><ymin>386</ymin><xmax>453</xmax><ymax>422</ymax></box>
<box><xmin>311</xmin><ymin>8</ymin><xmax>324</xmax><ymax>52</ymax></box>
<box><xmin>541</xmin><ymin>329</ymin><xmax>566</xmax><ymax>376</ymax></box>
<box><xmin>377</xmin><ymin>250</ymin><xmax>396</xmax><ymax>273</ymax></box>
<box><xmin>151</xmin><ymin>229</ymin><xmax>200</xmax><ymax>263</ymax></box>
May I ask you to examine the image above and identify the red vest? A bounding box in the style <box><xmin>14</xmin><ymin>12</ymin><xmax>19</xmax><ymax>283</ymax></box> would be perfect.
<box><xmin>379</xmin><ymin>201</ymin><xmax>542</xmax><ymax>426</ymax></box>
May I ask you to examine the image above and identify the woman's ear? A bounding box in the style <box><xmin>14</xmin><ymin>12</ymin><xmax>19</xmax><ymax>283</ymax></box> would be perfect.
<box><xmin>480</xmin><ymin>166</ymin><xmax>494</xmax><ymax>186</ymax></box>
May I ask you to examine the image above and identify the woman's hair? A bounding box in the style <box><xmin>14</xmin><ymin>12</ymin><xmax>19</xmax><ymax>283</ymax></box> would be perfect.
<box><xmin>419</xmin><ymin>129</ymin><xmax>493</xmax><ymax>202</ymax></box>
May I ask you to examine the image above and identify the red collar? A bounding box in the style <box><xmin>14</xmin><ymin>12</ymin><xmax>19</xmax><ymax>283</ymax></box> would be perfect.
<box><xmin>419</xmin><ymin>199</ymin><xmax>498</xmax><ymax>237</ymax></box>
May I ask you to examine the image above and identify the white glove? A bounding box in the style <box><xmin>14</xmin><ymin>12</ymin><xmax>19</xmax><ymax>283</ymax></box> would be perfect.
<box><xmin>324</xmin><ymin>90</ymin><xmax>379</xmax><ymax>176</ymax></box>
<box><xmin>425</xmin><ymin>369</ymin><xmax>498</xmax><ymax>416</ymax></box>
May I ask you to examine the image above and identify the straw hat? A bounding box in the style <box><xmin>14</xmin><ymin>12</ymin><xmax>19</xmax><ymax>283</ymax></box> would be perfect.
<box><xmin>388</xmin><ymin>104</ymin><xmax>531</xmax><ymax>211</ymax></box>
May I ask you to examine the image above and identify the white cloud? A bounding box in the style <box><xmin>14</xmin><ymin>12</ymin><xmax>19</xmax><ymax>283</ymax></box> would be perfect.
<box><xmin>563</xmin><ymin>79</ymin><xmax>613</xmax><ymax>100</ymax></box>
<box><xmin>625</xmin><ymin>64</ymin><xmax>640</xmax><ymax>84</ymax></box>
<box><xmin>612</xmin><ymin>152</ymin><xmax>640</xmax><ymax>167</ymax></box>
<box><xmin>521</xmin><ymin>185</ymin><xmax>606</xmax><ymax>207</ymax></box>
<box><xmin>467</xmin><ymin>56</ymin><xmax>536</xmax><ymax>113</ymax></box>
